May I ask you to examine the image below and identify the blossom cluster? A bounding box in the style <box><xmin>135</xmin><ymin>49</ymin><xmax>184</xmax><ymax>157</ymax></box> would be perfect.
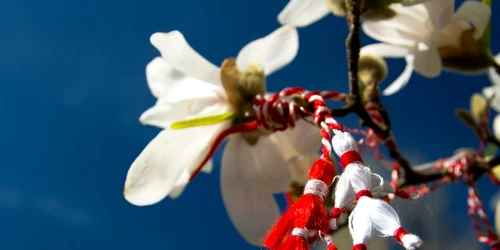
<box><xmin>121</xmin><ymin>0</ymin><xmax>500</xmax><ymax>249</ymax></box>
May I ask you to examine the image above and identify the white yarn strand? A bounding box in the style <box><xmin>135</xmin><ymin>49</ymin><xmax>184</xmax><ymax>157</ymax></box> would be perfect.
<box><xmin>291</xmin><ymin>228</ymin><xmax>309</xmax><ymax>239</ymax></box>
<box><xmin>304</xmin><ymin>179</ymin><xmax>328</xmax><ymax>200</ymax></box>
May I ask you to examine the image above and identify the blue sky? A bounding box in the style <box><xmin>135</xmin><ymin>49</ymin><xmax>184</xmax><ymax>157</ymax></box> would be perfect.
<box><xmin>0</xmin><ymin>0</ymin><xmax>499</xmax><ymax>249</ymax></box>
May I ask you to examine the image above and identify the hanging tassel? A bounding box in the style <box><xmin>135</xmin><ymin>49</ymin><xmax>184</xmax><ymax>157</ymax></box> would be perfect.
<box><xmin>331</xmin><ymin>132</ymin><xmax>423</xmax><ymax>250</ymax></box>
<box><xmin>263</xmin><ymin>158</ymin><xmax>335</xmax><ymax>249</ymax></box>
<box><xmin>275</xmin><ymin>228</ymin><xmax>310</xmax><ymax>250</ymax></box>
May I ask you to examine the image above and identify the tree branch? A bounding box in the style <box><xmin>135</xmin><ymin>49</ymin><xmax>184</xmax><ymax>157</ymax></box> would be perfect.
<box><xmin>332</xmin><ymin>0</ymin><xmax>499</xmax><ymax>190</ymax></box>
<box><xmin>345</xmin><ymin>0</ymin><xmax>362</xmax><ymax>99</ymax></box>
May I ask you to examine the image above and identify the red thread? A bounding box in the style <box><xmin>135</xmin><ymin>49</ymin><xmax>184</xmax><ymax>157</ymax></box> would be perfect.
<box><xmin>340</xmin><ymin>150</ymin><xmax>363</xmax><ymax>166</ymax></box>
<box><xmin>355</xmin><ymin>190</ymin><xmax>372</xmax><ymax>200</ymax></box>
<box><xmin>263</xmin><ymin>92</ymin><xmax>343</xmax><ymax>250</ymax></box>
<box><xmin>330</xmin><ymin>207</ymin><xmax>348</xmax><ymax>219</ymax></box>
<box><xmin>189</xmin><ymin>120</ymin><xmax>259</xmax><ymax>182</ymax></box>
<box><xmin>394</xmin><ymin>189</ymin><xmax>411</xmax><ymax>199</ymax></box>
<box><xmin>308</xmin><ymin>158</ymin><xmax>336</xmax><ymax>185</ymax></box>
<box><xmin>352</xmin><ymin>244</ymin><xmax>367</xmax><ymax>250</ymax></box>
<box><xmin>393</xmin><ymin>227</ymin><xmax>407</xmax><ymax>244</ymax></box>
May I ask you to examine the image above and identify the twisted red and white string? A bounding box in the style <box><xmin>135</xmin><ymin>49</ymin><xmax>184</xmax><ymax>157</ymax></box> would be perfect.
<box><xmin>252</xmin><ymin>87</ymin><xmax>346</xmax><ymax>132</ymax></box>
<box><xmin>468</xmin><ymin>183</ymin><xmax>499</xmax><ymax>247</ymax></box>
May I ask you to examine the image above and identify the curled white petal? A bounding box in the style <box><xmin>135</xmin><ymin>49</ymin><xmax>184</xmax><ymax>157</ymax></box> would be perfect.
<box><xmin>423</xmin><ymin>0</ymin><xmax>454</xmax><ymax>30</ymax></box>
<box><xmin>168</xmin><ymin>160</ymin><xmax>213</xmax><ymax>199</ymax></box>
<box><xmin>145</xmin><ymin>57</ymin><xmax>225</xmax><ymax>102</ymax></box>
<box><xmin>412</xmin><ymin>43</ymin><xmax>442</xmax><ymax>77</ymax></box>
<box><xmin>139</xmin><ymin>97</ymin><xmax>229</xmax><ymax>129</ymax></box>
<box><xmin>452</xmin><ymin>1</ymin><xmax>491</xmax><ymax>39</ymax></box>
<box><xmin>124</xmin><ymin>121</ymin><xmax>229</xmax><ymax>206</ymax></box>
<box><xmin>493</xmin><ymin>115</ymin><xmax>500</xmax><ymax>142</ymax></box>
<box><xmin>221</xmin><ymin>136</ymin><xmax>282</xmax><ymax>245</ymax></box>
<box><xmin>236</xmin><ymin>25</ymin><xmax>299</xmax><ymax>75</ymax></box>
<box><xmin>360</xmin><ymin>43</ymin><xmax>408</xmax><ymax>58</ymax></box>
<box><xmin>277</xmin><ymin>0</ymin><xmax>330</xmax><ymax>27</ymax></box>
<box><xmin>382</xmin><ymin>55</ymin><xmax>415</xmax><ymax>96</ymax></box>
<box><xmin>488</xmin><ymin>53</ymin><xmax>500</xmax><ymax>86</ymax></box>
<box><xmin>150</xmin><ymin>31</ymin><xmax>221</xmax><ymax>85</ymax></box>
<box><xmin>363</xmin><ymin>4</ymin><xmax>432</xmax><ymax>48</ymax></box>
<box><xmin>483</xmin><ymin>85</ymin><xmax>500</xmax><ymax>112</ymax></box>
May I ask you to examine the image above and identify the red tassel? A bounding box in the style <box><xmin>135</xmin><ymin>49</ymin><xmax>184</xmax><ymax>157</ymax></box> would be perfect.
<box><xmin>263</xmin><ymin>207</ymin><xmax>295</xmax><ymax>249</ymax></box>
<box><xmin>353</xmin><ymin>244</ymin><xmax>367</xmax><ymax>250</ymax></box>
<box><xmin>276</xmin><ymin>235</ymin><xmax>309</xmax><ymax>250</ymax></box>
<box><xmin>263</xmin><ymin>159</ymin><xmax>335</xmax><ymax>249</ymax></box>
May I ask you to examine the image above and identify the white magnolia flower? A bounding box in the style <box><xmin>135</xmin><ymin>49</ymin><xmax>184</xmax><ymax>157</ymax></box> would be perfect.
<box><xmin>123</xmin><ymin>26</ymin><xmax>322</xmax><ymax>245</ymax></box>
<box><xmin>277</xmin><ymin>0</ymin><xmax>430</xmax><ymax>28</ymax></box>
<box><xmin>361</xmin><ymin>0</ymin><xmax>491</xmax><ymax>95</ymax></box>
<box><xmin>483</xmin><ymin>53</ymin><xmax>500</xmax><ymax>112</ymax></box>
<box><xmin>482</xmin><ymin>54</ymin><xmax>500</xmax><ymax>142</ymax></box>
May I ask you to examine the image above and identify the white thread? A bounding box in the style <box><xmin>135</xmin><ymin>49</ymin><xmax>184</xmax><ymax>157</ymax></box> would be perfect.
<box><xmin>289</xmin><ymin>102</ymin><xmax>296</xmax><ymax>120</ymax></box>
<box><xmin>308</xmin><ymin>94</ymin><xmax>322</xmax><ymax>102</ymax></box>
<box><xmin>304</xmin><ymin>179</ymin><xmax>329</xmax><ymax>199</ymax></box>
<box><xmin>277</xmin><ymin>103</ymin><xmax>284</xmax><ymax>117</ymax></box>
<box><xmin>320</xmin><ymin>232</ymin><xmax>335</xmax><ymax>245</ymax></box>
<box><xmin>324</xmin><ymin>117</ymin><xmax>337</xmax><ymax>125</ymax></box>
<box><xmin>263</xmin><ymin>101</ymin><xmax>269</xmax><ymax>121</ymax></box>
<box><xmin>292</xmin><ymin>228</ymin><xmax>309</xmax><ymax>239</ymax></box>
<box><xmin>315</xmin><ymin>106</ymin><xmax>331</xmax><ymax>116</ymax></box>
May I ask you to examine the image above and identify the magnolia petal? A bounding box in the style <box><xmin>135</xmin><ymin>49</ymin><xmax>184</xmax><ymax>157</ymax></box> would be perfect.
<box><xmin>452</xmin><ymin>1</ymin><xmax>491</xmax><ymax>39</ymax></box>
<box><xmin>382</xmin><ymin>56</ymin><xmax>415</xmax><ymax>96</ymax></box>
<box><xmin>146</xmin><ymin>57</ymin><xmax>226</xmax><ymax>102</ymax></box>
<box><xmin>139</xmin><ymin>98</ymin><xmax>230</xmax><ymax>129</ymax></box>
<box><xmin>360</xmin><ymin>43</ymin><xmax>408</xmax><ymax>58</ymax></box>
<box><xmin>269</xmin><ymin>119</ymin><xmax>321</xmax><ymax>158</ymax></box>
<box><xmin>488</xmin><ymin>53</ymin><xmax>500</xmax><ymax>85</ymax></box>
<box><xmin>124</xmin><ymin>121</ymin><xmax>230</xmax><ymax>206</ymax></box>
<box><xmin>423</xmin><ymin>0</ymin><xmax>454</xmax><ymax>30</ymax></box>
<box><xmin>483</xmin><ymin>85</ymin><xmax>500</xmax><ymax>112</ymax></box>
<box><xmin>277</xmin><ymin>0</ymin><xmax>330</xmax><ymax>28</ymax></box>
<box><xmin>363</xmin><ymin>4</ymin><xmax>431</xmax><ymax>48</ymax></box>
<box><xmin>221</xmin><ymin>140</ymin><xmax>281</xmax><ymax>246</ymax></box>
<box><xmin>412</xmin><ymin>44</ymin><xmax>442</xmax><ymax>77</ymax></box>
<box><xmin>236</xmin><ymin>25</ymin><xmax>299</xmax><ymax>76</ymax></box>
<box><xmin>362</xmin><ymin>21</ymin><xmax>417</xmax><ymax>48</ymax></box>
<box><xmin>223</xmin><ymin>135</ymin><xmax>291</xmax><ymax>193</ymax></box>
<box><xmin>287</xmin><ymin>154</ymin><xmax>320</xmax><ymax>184</ymax></box>
<box><xmin>168</xmin><ymin>160</ymin><xmax>214</xmax><ymax>199</ymax></box>
<box><xmin>493</xmin><ymin>115</ymin><xmax>500</xmax><ymax>142</ymax></box>
<box><xmin>268</xmin><ymin>120</ymin><xmax>321</xmax><ymax>183</ymax></box>
<box><xmin>150</xmin><ymin>31</ymin><xmax>222</xmax><ymax>85</ymax></box>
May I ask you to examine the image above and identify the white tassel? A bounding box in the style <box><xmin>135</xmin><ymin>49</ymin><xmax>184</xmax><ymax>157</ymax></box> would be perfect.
<box><xmin>332</xmin><ymin>132</ymin><xmax>359</xmax><ymax>156</ymax></box>
<box><xmin>334</xmin><ymin>172</ymin><xmax>355</xmax><ymax>208</ymax></box>
<box><xmin>401</xmin><ymin>234</ymin><xmax>423</xmax><ymax>250</ymax></box>
<box><xmin>369</xmin><ymin>198</ymin><xmax>401</xmax><ymax>236</ymax></box>
<box><xmin>331</xmin><ymin>131</ymin><xmax>423</xmax><ymax>250</ymax></box>
<box><xmin>349</xmin><ymin>198</ymin><xmax>373</xmax><ymax>245</ymax></box>
<box><xmin>344</xmin><ymin>163</ymin><xmax>371</xmax><ymax>192</ymax></box>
